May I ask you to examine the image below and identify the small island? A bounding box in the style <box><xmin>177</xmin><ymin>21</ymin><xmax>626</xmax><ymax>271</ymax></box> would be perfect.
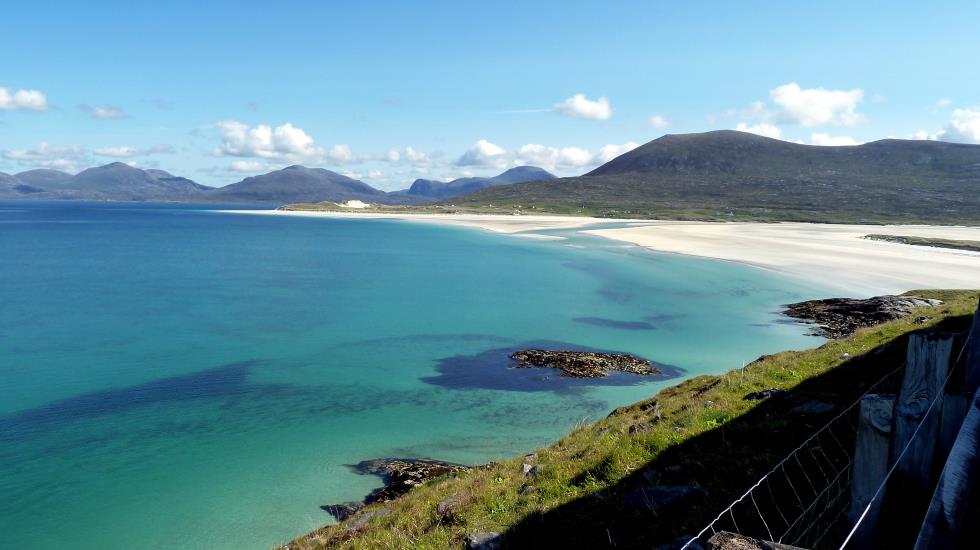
<box><xmin>509</xmin><ymin>349</ymin><xmax>658</xmax><ymax>378</ymax></box>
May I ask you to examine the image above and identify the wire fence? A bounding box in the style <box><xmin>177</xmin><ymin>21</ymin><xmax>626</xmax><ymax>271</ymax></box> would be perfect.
<box><xmin>682</xmin><ymin>326</ymin><xmax>974</xmax><ymax>550</ymax></box>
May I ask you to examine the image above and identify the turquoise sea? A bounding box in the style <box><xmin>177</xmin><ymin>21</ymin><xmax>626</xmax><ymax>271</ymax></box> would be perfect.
<box><xmin>0</xmin><ymin>202</ymin><xmax>830</xmax><ymax>548</ymax></box>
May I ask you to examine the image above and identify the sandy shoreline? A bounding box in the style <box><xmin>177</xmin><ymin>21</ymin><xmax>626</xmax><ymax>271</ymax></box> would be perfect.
<box><xmin>222</xmin><ymin>210</ymin><xmax>980</xmax><ymax>295</ymax></box>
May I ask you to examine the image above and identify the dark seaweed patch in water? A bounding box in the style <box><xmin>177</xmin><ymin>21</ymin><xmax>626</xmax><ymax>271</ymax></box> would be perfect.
<box><xmin>0</xmin><ymin>360</ymin><xmax>266</xmax><ymax>441</ymax></box>
<box><xmin>421</xmin><ymin>340</ymin><xmax>682</xmax><ymax>393</ymax></box>
<box><xmin>573</xmin><ymin>317</ymin><xmax>656</xmax><ymax>330</ymax></box>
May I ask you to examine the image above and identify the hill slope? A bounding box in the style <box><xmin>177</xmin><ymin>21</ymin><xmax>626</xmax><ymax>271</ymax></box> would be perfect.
<box><xmin>210</xmin><ymin>165</ymin><xmax>387</xmax><ymax>204</ymax></box>
<box><xmin>13</xmin><ymin>169</ymin><xmax>73</xmax><ymax>188</ymax></box>
<box><xmin>450</xmin><ymin>131</ymin><xmax>980</xmax><ymax>224</ymax></box>
<box><xmin>401</xmin><ymin>166</ymin><xmax>555</xmax><ymax>200</ymax></box>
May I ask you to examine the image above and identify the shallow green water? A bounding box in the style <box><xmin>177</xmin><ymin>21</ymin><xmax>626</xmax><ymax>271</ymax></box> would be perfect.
<box><xmin>0</xmin><ymin>202</ymin><xmax>829</xmax><ymax>548</ymax></box>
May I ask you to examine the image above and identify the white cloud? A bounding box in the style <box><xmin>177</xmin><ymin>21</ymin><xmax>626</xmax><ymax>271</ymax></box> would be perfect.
<box><xmin>596</xmin><ymin>142</ymin><xmax>640</xmax><ymax>163</ymax></box>
<box><xmin>456</xmin><ymin>139</ymin><xmax>508</xmax><ymax>168</ymax></box>
<box><xmin>93</xmin><ymin>144</ymin><xmax>174</xmax><ymax>158</ymax></box>
<box><xmin>326</xmin><ymin>144</ymin><xmax>354</xmax><ymax>162</ymax></box>
<box><xmin>810</xmin><ymin>133</ymin><xmax>860</xmax><ymax>146</ymax></box>
<box><xmin>0</xmin><ymin>87</ymin><xmax>48</xmax><ymax>111</ymax></box>
<box><xmin>405</xmin><ymin>146</ymin><xmax>428</xmax><ymax>163</ymax></box>
<box><xmin>648</xmin><ymin>115</ymin><xmax>669</xmax><ymax>129</ymax></box>
<box><xmin>368</xmin><ymin>169</ymin><xmax>383</xmax><ymax>178</ymax></box>
<box><xmin>939</xmin><ymin>107</ymin><xmax>980</xmax><ymax>143</ymax></box>
<box><xmin>214</xmin><ymin>120</ymin><xmax>359</xmax><ymax>164</ymax></box>
<box><xmin>935</xmin><ymin>98</ymin><xmax>953</xmax><ymax>109</ymax></box>
<box><xmin>229</xmin><ymin>160</ymin><xmax>269</xmax><ymax>173</ymax></box>
<box><xmin>769</xmin><ymin>83</ymin><xmax>864</xmax><ymax>126</ymax></box>
<box><xmin>555</xmin><ymin>94</ymin><xmax>612</xmax><ymax>121</ymax></box>
<box><xmin>910</xmin><ymin>130</ymin><xmax>940</xmax><ymax>141</ymax></box>
<box><xmin>513</xmin><ymin>141</ymin><xmax>639</xmax><ymax>170</ymax></box>
<box><xmin>2</xmin><ymin>142</ymin><xmax>86</xmax><ymax>171</ymax></box>
<box><xmin>80</xmin><ymin>104</ymin><xmax>129</xmax><ymax>119</ymax></box>
<box><xmin>735</xmin><ymin>122</ymin><xmax>782</xmax><ymax>139</ymax></box>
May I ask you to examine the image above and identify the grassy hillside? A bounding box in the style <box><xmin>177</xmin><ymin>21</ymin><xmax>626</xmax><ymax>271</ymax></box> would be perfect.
<box><xmin>283</xmin><ymin>290</ymin><xmax>978</xmax><ymax>549</ymax></box>
<box><xmin>448</xmin><ymin>131</ymin><xmax>980</xmax><ymax>224</ymax></box>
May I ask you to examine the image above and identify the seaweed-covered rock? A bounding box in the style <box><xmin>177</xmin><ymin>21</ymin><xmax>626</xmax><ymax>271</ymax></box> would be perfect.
<box><xmin>509</xmin><ymin>349</ymin><xmax>659</xmax><ymax>378</ymax></box>
<box><xmin>354</xmin><ymin>458</ymin><xmax>471</xmax><ymax>504</ymax></box>
<box><xmin>783</xmin><ymin>295</ymin><xmax>942</xmax><ymax>338</ymax></box>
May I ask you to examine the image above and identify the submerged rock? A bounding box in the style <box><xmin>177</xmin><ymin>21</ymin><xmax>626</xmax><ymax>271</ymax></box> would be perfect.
<box><xmin>782</xmin><ymin>295</ymin><xmax>942</xmax><ymax>339</ymax></box>
<box><xmin>509</xmin><ymin>349</ymin><xmax>659</xmax><ymax>378</ymax></box>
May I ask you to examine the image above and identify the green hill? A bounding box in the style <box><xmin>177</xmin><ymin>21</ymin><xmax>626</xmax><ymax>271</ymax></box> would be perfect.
<box><xmin>449</xmin><ymin>130</ymin><xmax>980</xmax><ymax>224</ymax></box>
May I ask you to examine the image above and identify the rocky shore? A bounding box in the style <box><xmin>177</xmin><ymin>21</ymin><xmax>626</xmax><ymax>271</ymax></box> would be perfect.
<box><xmin>509</xmin><ymin>349</ymin><xmax>658</xmax><ymax>378</ymax></box>
<box><xmin>321</xmin><ymin>458</ymin><xmax>472</xmax><ymax>521</ymax></box>
<box><xmin>782</xmin><ymin>294</ymin><xmax>942</xmax><ymax>338</ymax></box>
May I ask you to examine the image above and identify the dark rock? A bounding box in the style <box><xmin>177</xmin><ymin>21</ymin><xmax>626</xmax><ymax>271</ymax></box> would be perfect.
<box><xmin>521</xmin><ymin>463</ymin><xmax>533</xmax><ymax>475</ymax></box>
<box><xmin>319</xmin><ymin>501</ymin><xmax>363</xmax><ymax>521</ymax></box>
<box><xmin>465</xmin><ymin>531</ymin><xmax>502</xmax><ymax>550</ymax></box>
<box><xmin>791</xmin><ymin>400</ymin><xmax>835</xmax><ymax>414</ymax></box>
<box><xmin>629</xmin><ymin>423</ymin><xmax>654</xmax><ymax>434</ymax></box>
<box><xmin>345</xmin><ymin>508</ymin><xmax>390</xmax><ymax>532</ymax></box>
<box><xmin>509</xmin><ymin>349</ymin><xmax>659</xmax><ymax>378</ymax></box>
<box><xmin>519</xmin><ymin>484</ymin><xmax>534</xmax><ymax>496</ymax></box>
<box><xmin>525</xmin><ymin>465</ymin><xmax>542</xmax><ymax>478</ymax></box>
<box><xmin>915</xmin><ymin>316</ymin><xmax>932</xmax><ymax>324</ymax></box>
<box><xmin>523</xmin><ymin>453</ymin><xmax>538</xmax><ymax>464</ymax></box>
<box><xmin>743</xmin><ymin>388</ymin><xmax>787</xmax><ymax>401</ymax></box>
<box><xmin>352</xmin><ymin>458</ymin><xmax>471</xmax><ymax>504</ymax></box>
<box><xmin>436</xmin><ymin>494</ymin><xmax>471</xmax><ymax>523</ymax></box>
<box><xmin>782</xmin><ymin>295</ymin><xmax>943</xmax><ymax>339</ymax></box>
<box><xmin>622</xmin><ymin>485</ymin><xmax>708</xmax><ymax>513</ymax></box>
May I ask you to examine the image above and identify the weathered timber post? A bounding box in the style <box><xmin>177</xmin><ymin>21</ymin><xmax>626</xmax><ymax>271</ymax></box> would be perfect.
<box><xmin>962</xmin><ymin>295</ymin><xmax>980</xmax><ymax>397</ymax></box>
<box><xmin>913</xmin><ymin>387</ymin><xmax>980</xmax><ymax>549</ymax></box>
<box><xmin>877</xmin><ymin>333</ymin><xmax>954</xmax><ymax>547</ymax></box>
<box><xmin>938</xmin><ymin>394</ymin><xmax>969</xmax><ymax>460</ymax></box>
<box><xmin>891</xmin><ymin>333</ymin><xmax>954</xmax><ymax>489</ymax></box>
<box><xmin>847</xmin><ymin>394</ymin><xmax>895</xmax><ymax>547</ymax></box>
<box><xmin>914</xmin><ymin>300</ymin><xmax>980</xmax><ymax>549</ymax></box>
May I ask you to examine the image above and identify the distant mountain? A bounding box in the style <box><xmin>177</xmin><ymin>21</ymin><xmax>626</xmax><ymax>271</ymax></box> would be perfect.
<box><xmin>401</xmin><ymin>166</ymin><xmax>555</xmax><ymax>200</ymax></box>
<box><xmin>64</xmin><ymin>162</ymin><xmax>209</xmax><ymax>199</ymax></box>
<box><xmin>210</xmin><ymin>165</ymin><xmax>387</xmax><ymax>204</ymax></box>
<box><xmin>0</xmin><ymin>163</ymin><xmax>209</xmax><ymax>200</ymax></box>
<box><xmin>450</xmin><ymin>130</ymin><xmax>980</xmax><ymax>224</ymax></box>
<box><xmin>14</xmin><ymin>169</ymin><xmax>73</xmax><ymax>188</ymax></box>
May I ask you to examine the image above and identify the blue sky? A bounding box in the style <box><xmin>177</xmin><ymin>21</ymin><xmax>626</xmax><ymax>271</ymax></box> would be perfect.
<box><xmin>2</xmin><ymin>0</ymin><xmax>979</xmax><ymax>189</ymax></box>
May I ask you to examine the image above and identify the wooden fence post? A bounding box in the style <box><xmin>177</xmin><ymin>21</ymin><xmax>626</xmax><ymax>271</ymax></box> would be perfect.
<box><xmin>875</xmin><ymin>333</ymin><xmax>955</xmax><ymax>547</ymax></box>
<box><xmin>913</xmin><ymin>387</ymin><xmax>980</xmax><ymax>549</ymax></box>
<box><xmin>847</xmin><ymin>394</ymin><xmax>895</xmax><ymax>547</ymax></box>
<box><xmin>890</xmin><ymin>333</ymin><xmax>955</xmax><ymax>489</ymax></box>
<box><xmin>962</xmin><ymin>295</ymin><xmax>980</xmax><ymax>397</ymax></box>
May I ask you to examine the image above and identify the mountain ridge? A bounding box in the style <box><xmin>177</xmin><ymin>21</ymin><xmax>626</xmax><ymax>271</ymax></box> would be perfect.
<box><xmin>449</xmin><ymin>130</ymin><xmax>980</xmax><ymax>224</ymax></box>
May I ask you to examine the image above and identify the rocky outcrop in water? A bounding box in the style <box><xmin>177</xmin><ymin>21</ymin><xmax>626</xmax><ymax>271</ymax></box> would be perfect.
<box><xmin>509</xmin><ymin>349</ymin><xmax>658</xmax><ymax>378</ymax></box>
<box><xmin>321</xmin><ymin>458</ymin><xmax>471</xmax><ymax>520</ymax></box>
<box><xmin>782</xmin><ymin>295</ymin><xmax>943</xmax><ymax>339</ymax></box>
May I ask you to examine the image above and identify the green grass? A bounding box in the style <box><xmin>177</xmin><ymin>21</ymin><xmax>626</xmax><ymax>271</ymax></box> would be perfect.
<box><xmin>282</xmin><ymin>290</ymin><xmax>978</xmax><ymax>550</ymax></box>
<box><xmin>864</xmin><ymin>234</ymin><xmax>980</xmax><ymax>253</ymax></box>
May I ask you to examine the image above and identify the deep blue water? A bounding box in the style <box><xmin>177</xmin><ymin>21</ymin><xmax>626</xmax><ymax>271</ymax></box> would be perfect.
<box><xmin>0</xmin><ymin>201</ymin><xmax>829</xmax><ymax>548</ymax></box>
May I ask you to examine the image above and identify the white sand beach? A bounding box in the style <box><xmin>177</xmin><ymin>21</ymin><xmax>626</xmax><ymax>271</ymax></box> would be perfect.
<box><xmin>586</xmin><ymin>222</ymin><xmax>980</xmax><ymax>295</ymax></box>
<box><xmin>221</xmin><ymin>209</ymin><xmax>603</xmax><ymax>239</ymax></box>
<box><xmin>224</xmin><ymin>210</ymin><xmax>980</xmax><ymax>295</ymax></box>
